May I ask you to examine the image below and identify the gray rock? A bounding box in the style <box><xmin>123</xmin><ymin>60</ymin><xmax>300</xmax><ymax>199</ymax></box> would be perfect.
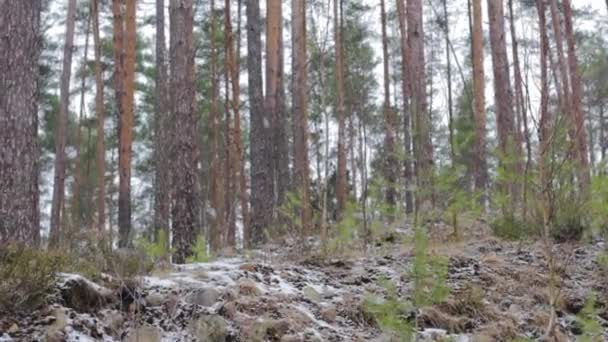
<box><xmin>302</xmin><ymin>286</ymin><xmax>322</xmax><ymax>303</ymax></box>
<box><xmin>145</xmin><ymin>292</ymin><xmax>165</xmax><ymax>307</ymax></box>
<box><xmin>124</xmin><ymin>325</ymin><xmax>162</xmax><ymax>342</ymax></box>
<box><xmin>185</xmin><ymin>287</ymin><xmax>221</xmax><ymax>307</ymax></box>
<box><xmin>189</xmin><ymin>314</ymin><xmax>228</xmax><ymax>342</ymax></box>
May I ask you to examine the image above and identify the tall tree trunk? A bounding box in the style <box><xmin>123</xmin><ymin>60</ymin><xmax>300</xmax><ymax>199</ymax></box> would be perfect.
<box><xmin>562</xmin><ymin>0</ymin><xmax>590</xmax><ymax>188</ymax></box>
<box><xmin>548</xmin><ymin>0</ymin><xmax>573</xmax><ymax>149</ymax></box>
<box><xmin>334</xmin><ymin>0</ymin><xmax>347</xmax><ymax>215</ymax></box>
<box><xmin>443</xmin><ymin>0</ymin><xmax>455</xmax><ymax>163</ymax></box>
<box><xmin>407</xmin><ymin>0</ymin><xmax>433</xmax><ymax>215</ymax></box>
<box><xmin>0</xmin><ymin>1</ymin><xmax>41</xmax><ymax>246</ymax></box>
<box><xmin>154</xmin><ymin>0</ymin><xmax>170</xmax><ymax>240</ymax></box>
<box><xmin>209</xmin><ymin>0</ymin><xmax>225</xmax><ymax>251</ymax></box>
<box><xmin>73</xmin><ymin>13</ymin><xmax>92</xmax><ymax>232</ymax></box>
<box><xmin>380</xmin><ymin>0</ymin><xmax>397</xmax><ymax>213</ymax></box>
<box><xmin>247</xmin><ymin>0</ymin><xmax>272</xmax><ymax>246</ymax></box>
<box><xmin>170</xmin><ymin>0</ymin><xmax>200</xmax><ymax>263</ymax></box>
<box><xmin>92</xmin><ymin>0</ymin><xmax>106</xmax><ymax>234</ymax></box>
<box><xmin>292</xmin><ymin>0</ymin><xmax>311</xmax><ymax>236</ymax></box>
<box><xmin>112</xmin><ymin>0</ymin><xmax>135</xmax><ymax>248</ymax></box>
<box><xmin>266</xmin><ymin>0</ymin><xmax>289</xmax><ymax>211</ymax></box>
<box><xmin>224</xmin><ymin>0</ymin><xmax>237</xmax><ymax>248</ymax></box>
<box><xmin>395</xmin><ymin>0</ymin><xmax>413</xmax><ymax>214</ymax></box>
<box><xmin>508</xmin><ymin>0</ymin><xmax>532</xmax><ymax>219</ymax></box>
<box><xmin>50</xmin><ymin>0</ymin><xmax>77</xmax><ymax>247</ymax></box>
<box><xmin>471</xmin><ymin>0</ymin><xmax>487</xmax><ymax>199</ymax></box>
<box><xmin>488</xmin><ymin>0</ymin><xmax>519</xmax><ymax>215</ymax></box>
<box><xmin>225</xmin><ymin>0</ymin><xmax>250</xmax><ymax>247</ymax></box>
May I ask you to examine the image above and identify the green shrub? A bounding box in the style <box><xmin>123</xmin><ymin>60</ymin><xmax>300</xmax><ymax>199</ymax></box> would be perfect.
<box><xmin>363</xmin><ymin>278</ymin><xmax>414</xmax><ymax>341</ymax></box>
<box><xmin>186</xmin><ymin>234</ymin><xmax>211</xmax><ymax>263</ymax></box>
<box><xmin>491</xmin><ymin>216</ymin><xmax>538</xmax><ymax>241</ymax></box>
<box><xmin>575</xmin><ymin>293</ymin><xmax>603</xmax><ymax>342</ymax></box>
<box><xmin>0</xmin><ymin>245</ymin><xmax>66</xmax><ymax>313</ymax></box>
<box><xmin>136</xmin><ymin>229</ymin><xmax>171</xmax><ymax>262</ymax></box>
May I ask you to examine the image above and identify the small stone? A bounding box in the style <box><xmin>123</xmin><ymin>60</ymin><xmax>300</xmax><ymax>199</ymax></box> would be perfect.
<box><xmin>145</xmin><ymin>292</ymin><xmax>165</xmax><ymax>307</ymax></box>
<box><xmin>238</xmin><ymin>278</ymin><xmax>262</xmax><ymax>296</ymax></box>
<box><xmin>8</xmin><ymin>323</ymin><xmax>18</xmax><ymax>334</ymax></box>
<box><xmin>124</xmin><ymin>325</ymin><xmax>162</xmax><ymax>342</ymax></box>
<box><xmin>320</xmin><ymin>306</ymin><xmax>337</xmax><ymax>323</ymax></box>
<box><xmin>303</xmin><ymin>286</ymin><xmax>321</xmax><ymax>303</ymax></box>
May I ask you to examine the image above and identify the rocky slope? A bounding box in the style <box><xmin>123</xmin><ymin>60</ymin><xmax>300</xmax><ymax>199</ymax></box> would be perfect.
<box><xmin>1</xmin><ymin>230</ymin><xmax>607</xmax><ymax>341</ymax></box>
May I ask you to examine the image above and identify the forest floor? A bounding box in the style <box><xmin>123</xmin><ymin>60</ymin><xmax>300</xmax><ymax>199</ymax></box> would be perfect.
<box><xmin>1</xmin><ymin>221</ymin><xmax>607</xmax><ymax>341</ymax></box>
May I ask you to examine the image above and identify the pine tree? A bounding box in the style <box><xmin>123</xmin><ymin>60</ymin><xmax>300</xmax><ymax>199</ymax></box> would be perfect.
<box><xmin>170</xmin><ymin>0</ymin><xmax>200</xmax><ymax>263</ymax></box>
<box><xmin>292</xmin><ymin>0</ymin><xmax>312</xmax><ymax>235</ymax></box>
<box><xmin>49</xmin><ymin>0</ymin><xmax>77</xmax><ymax>247</ymax></box>
<box><xmin>0</xmin><ymin>1</ymin><xmax>42</xmax><ymax>246</ymax></box>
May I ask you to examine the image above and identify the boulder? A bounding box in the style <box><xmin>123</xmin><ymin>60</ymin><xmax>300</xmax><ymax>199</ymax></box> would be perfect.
<box><xmin>59</xmin><ymin>274</ymin><xmax>114</xmax><ymax>312</ymax></box>
<box><xmin>185</xmin><ymin>287</ymin><xmax>221</xmax><ymax>307</ymax></box>
<box><xmin>189</xmin><ymin>314</ymin><xmax>228</xmax><ymax>342</ymax></box>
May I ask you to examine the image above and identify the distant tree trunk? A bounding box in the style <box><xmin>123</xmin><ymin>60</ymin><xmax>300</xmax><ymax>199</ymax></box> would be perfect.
<box><xmin>225</xmin><ymin>0</ymin><xmax>250</xmax><ymax>247</ymax></box>
<box><xmin>488</xmin><ymin>0</ymin><xmax>519</xmax><ymax>215</ymax></box>
<box><xmin>548</xmin><ymin>0</ymin><xmax>574</xmax><ymax>146</ymax></box>
<box><xmin>508</xmin><ymin>0</ymin><xmax>532</xmax><ymax>219</ymax></box>
<box><xmin>380</xmin><ymin>0</ymin><xmax>397</xmax><ymax>213</ymax></box>
<box><xmin>224</xmin><ymin>0</ymin><xmax>237</xmax><ymax>248</ymax></box>
<box><xmin>334</xmin><ymin>0</ymin><xmax>347</xmax><ymax>215</ymax></box>
<box><xmin>154</xmin><ymin>0</ymin><xmax>170</xmax><ymax>240</ymax></box>
<box><xmin>471</xmin><ymin>0</ymin><xmax>487</xmax><ymax>200</ymax></box>
<box><xmin>208</xmin><ymin>0</ymin><xmax>225</xmax><ymax>251</ymax></box>
<box><xmin>50</xmin><ymin>0</ymin><xmax>77</xmax><ymax>247</ymax></box>
<box><xmin>247</xmin><ymin>0</ymin><xmax>273</xmax><ymax>246</ymax></box>
<box><xmin>537</xmin><ymin>0</ymin><xmax>551</xmax><ymax>173</ymax></box>
<box><xmin>292</xmin><ymin>0</ymin><xmax>311</xmax><ymax>236</ymax></box>
<box><xmin>92</xmin><ymin>0</ymin><xmax>106</xmax><ymax>234</ymax></box>
<box><xmin>170</xmin><ymin>0</ymin><xmax>199</xmax><ymax>263</ymax></box>
<box><xmin>73</xmin><ymin>13</ymin><xmax>92</xmax><ymax>232</ymax></box>
<box><xmin>266</xmin><ymin>0</ymin><xmax>289</xmax><ymax>210</ymax></box>
<box><xmin>562</xmin><ymin>0</ymin><xmax>590</xmax><ymax>188</ymax></box>
<box><xmin>600</xmin><ymin>104</ymin><xmax>606</xmax><ymax>162</ymax></box>
<box><xmin>407</xmin><ymin>0</ymin><xmax>433</xmax><ymax>214</ymax></box>
<box><xmin>443</xmin><ymin>0</ymin><xmax>455</xmax><ymax>163</ymax></box>
<box><xmin>395</xmin><ymin>0</ymin><xmax>413</xmax><ymax>214</ymax></box>
<box><xmin>0</xmin><ymin>1</ymin><xmax>41</xmax><ymax>246</ymax></box>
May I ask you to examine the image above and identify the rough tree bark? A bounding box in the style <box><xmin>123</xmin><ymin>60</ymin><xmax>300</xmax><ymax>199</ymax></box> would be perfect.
<box><xmin>170</xmin><ymin>0</ymin><xmax>200</xmax><ymax>263</ymax></box>
<box><xmin>112</xmin><ymin>0</ymin><xmax>136</xmax><ymax>248</ymax></box>
<box><xmin>266</xmin><ymin>0</ymin><xmax>289</xmax><ymax>211</ymax></box>
<box><xmin>488</xmin><ymin>0</ymin><xmax>519</xmax><ymax>214</ymax></box>
<box><xmin>154</xmin><ymin>0</ymin><xmax>170</xmax><ymax>239</ymax></box>
<box><xmin>0</xmin><ymin>1</ymin><xmax>42</xmax><ymax>246</ymax></box>
<box><xmin>407</xmin><ymin>0</ymin><xmax>433</xmax><ymax>214</ymax></box>
<box><xmin>49</xmin><ymin>0</ymin><xmax>77</xmax><ymax>247</ymax></box>
<box><xmin>247</xmin><ymin>0</ymin><xmax>273</xmax><ymax>246</ymax></box>
<box><xmin>292</xmin><ymin>0</ymin><xmax>312</xmax><ymax>235</ymax></box>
